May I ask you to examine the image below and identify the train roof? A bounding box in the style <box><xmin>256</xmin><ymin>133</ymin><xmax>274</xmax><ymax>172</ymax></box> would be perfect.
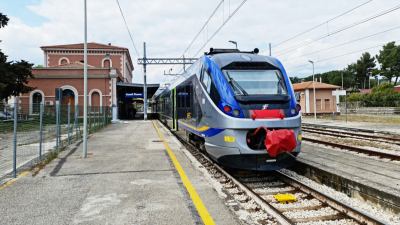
<box><xmin>209</xmin><ymin>52</ymin><xmax>280</xmax><ymax>69</ymax></box>
<box><xmin>153</xmin><ymin>50</ymin><xmax>283</xmax><ymax>99</ymax></box>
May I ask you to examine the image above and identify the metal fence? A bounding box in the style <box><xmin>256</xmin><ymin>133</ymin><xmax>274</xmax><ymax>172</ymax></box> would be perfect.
<box><xmin>0</xmin><ymin>102</ymin><xmax>111</xmax><ymax>179</ymax></box>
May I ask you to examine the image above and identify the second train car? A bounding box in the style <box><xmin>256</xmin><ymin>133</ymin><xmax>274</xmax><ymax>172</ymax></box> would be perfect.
<box><xmin>152</xmin><ymin>48</ymin><xmax>301</xmax><ymax>171</ymax></box>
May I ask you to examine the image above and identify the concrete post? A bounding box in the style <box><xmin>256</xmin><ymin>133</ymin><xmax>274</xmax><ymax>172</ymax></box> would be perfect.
<box><xmin>12</xmin><ymin>98</ymin><xmax>18</xmax><ymax>178</ymax></box>
<box><xmin>39</xmin><ymin>103</ymin><xmax>44</xmax><ymax>160</ymax></box>
<box><xmin>111</xmin><ymin>77</ymin><xmax>118</xmax><ymax>122</ymax></box>
<box><xmin>67</xmin><ymin>103</ymin><xmax>71</xmax><ymax>145</ymax></box>
<box><xmin>55</xmin><ymin>100</ymin><xmax>60</xmax><ymax>150</ymax></box>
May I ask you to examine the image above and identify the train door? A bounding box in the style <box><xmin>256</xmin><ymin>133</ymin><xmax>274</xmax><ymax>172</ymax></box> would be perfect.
<box><xmin>172</xmin><ymin>88</ymin><xmax>177</xmax><ymax>130</ymax></box>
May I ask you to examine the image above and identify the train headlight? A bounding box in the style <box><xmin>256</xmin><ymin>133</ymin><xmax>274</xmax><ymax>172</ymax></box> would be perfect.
<box><xmin>232</xmin><ymin>109</ymin><xmax>240</xmax><ymax>117</ymax></box>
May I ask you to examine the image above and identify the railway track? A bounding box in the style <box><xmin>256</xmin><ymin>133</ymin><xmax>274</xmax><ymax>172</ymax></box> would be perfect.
<box><xmin>302</xmin><ymin>124</ymin><xmax>400</xmax><ymax>146</ymax></box>
<box><xmin>167</xmin><ymin>125</ymin><xmax>387</xmax><ymax>225</ymax></box>
<box><xmin>302</xmin><ymin>124</ymin><xmax>400</xmax><ymax>161</ymax></box>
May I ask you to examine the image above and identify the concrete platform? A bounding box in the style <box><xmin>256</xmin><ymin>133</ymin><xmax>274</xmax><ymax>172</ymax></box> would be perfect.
<box><xmin>0</xmin><ymin>120</ymin><xmax>241</xmax><ymax>225</ymax></box>
<box><xmin>302</xmin><ymin>118</ymin><xmax>400</xmax><ymax>134</ymax></box>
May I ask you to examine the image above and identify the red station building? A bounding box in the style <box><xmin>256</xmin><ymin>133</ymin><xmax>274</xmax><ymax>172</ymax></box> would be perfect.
<box><xmin>20</xmin><ymin>42</ymin><xmax>134</xmax><ymax>120</ymax></box>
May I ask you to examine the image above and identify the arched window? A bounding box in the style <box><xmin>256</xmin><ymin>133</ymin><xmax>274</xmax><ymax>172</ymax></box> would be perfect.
<box><xmin>32</xmin><ymin>92</ymin><xmax>43</xmax><ymax>114</ymax></box>
<box><xmin>102</xmin><ymin>58</ymin><xmax>112</xmax><ymax>68</ymax></box>
<box><xmin>91</xmin><ymin>91</ymin><xmax>101</xmax><ymax>107</ymax></box>
<box><xmin>58</xmin><ymin>57</ymin><xmax>70</xmax><ymax>65</ymax></box>
<box><xmin>62</xmin><ymin>89</ymin><xmax>75</xmax><ymax>106</ymax></box>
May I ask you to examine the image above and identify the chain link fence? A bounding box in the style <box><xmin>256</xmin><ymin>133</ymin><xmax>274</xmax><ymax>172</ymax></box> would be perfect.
<box><xmin>0</xmin><ymin>101</ymin><xmax>111</xmax><ymax>180</ymax></box>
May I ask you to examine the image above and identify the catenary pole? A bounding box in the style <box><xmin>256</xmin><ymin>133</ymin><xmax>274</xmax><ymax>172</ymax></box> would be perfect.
<box><xmin>143</xmin><ymin>42</ymin><xmax>147</xmax><ymax>120</ymax></box>
<box><xmin>83</xmin><ymin>0</ymin><xmax>88</xmax><ymax>158</ymax></box>
<box><xmin>269</xmin><ymin>43</ymin><xmax>272</xmax><ymax>56</ymax></box>
<box><xmin>309</xmin><ymin>60</ymin><xmax>317</xmax><ymax>121</ymax></box>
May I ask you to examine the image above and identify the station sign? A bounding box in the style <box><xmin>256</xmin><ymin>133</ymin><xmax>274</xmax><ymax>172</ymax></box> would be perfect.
<box><xmin>125</xmin><ymin>93</ymin><xmax>143</xmax><ymax>98</ymax></box>
<box><xmin>332</xmin><ymin>90</ymin><xmax>346</xmax><ymax>96</ymax></box>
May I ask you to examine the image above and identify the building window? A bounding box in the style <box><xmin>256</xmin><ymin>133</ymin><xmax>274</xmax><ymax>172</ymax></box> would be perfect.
<box><xmin>102</xmin><ymin>58</ymin><xmax>112</xmax><ymax>68</ymax></box>
<box><xmin>316</xmin><ymin>99</ymin><xmax>322</xmax><ymax>112</ymax></box>
<box><xmin>89</xmin><ymin>89</ymin><xmax>103</xmax><ymax>112</ymax></box>
<box><xmin>62</xmin><ymin>89</ymin><xmax>75</xmax><ymax>106</ymax></box>
<box><xmin>91</xmin><ymin>91</ymin><xmax>101</xmax><ymax>107</ymax></box>
<box><xmin>324</xmin><ymin>99</ymin><xmax>330</xmax><ymax>110</ymax></box>
<box><xmin>32</xmin><ymin>92</ymin><xmax>43</xmax><ymax>114</ymax></box>
<box><xmin>58</xmin><ymin>57</ymin><xmax>70</xmax><ymax>65</ymax></box>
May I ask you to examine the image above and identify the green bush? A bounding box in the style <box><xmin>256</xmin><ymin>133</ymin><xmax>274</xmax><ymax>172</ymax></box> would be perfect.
<box><xmin>347</xmin><ymin>83</ymin><xmax>400</xmax><ymax>107</ymax></box>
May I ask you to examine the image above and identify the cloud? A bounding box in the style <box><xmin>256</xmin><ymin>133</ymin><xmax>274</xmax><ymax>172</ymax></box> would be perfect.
<box><xmin>1</xmin><ymin>0</ymin><xmax>400</xmax><ymax>83</ymax></box>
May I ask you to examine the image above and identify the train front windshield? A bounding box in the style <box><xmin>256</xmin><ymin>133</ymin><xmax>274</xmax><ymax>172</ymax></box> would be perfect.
<box><xmin>223</xmin><ymin>70</ymin><xmax>287</xmax><ymax>95</ymax></box>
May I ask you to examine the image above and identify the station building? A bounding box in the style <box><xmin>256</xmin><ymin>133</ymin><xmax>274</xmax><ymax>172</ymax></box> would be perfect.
<box><xmin>20</xmin><ymin>42</ymin><xmax>134</xmax><ymax>120</ymax></box>
<box><xmin>293</xmin><ymin>81</ymin><xmax>340</xmax><ymax>114</ymax></box>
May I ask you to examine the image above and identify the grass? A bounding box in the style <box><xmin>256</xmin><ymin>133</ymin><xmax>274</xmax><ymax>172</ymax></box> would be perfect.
<box><xmin>304</xmin><ymin>114</ymin><xmax>400</xmax><ymax>125</ymax></box>
<box><xmin>31</xmin><ymin>149</ymin><xmax>60</xmax><ymax>177</ymax></box>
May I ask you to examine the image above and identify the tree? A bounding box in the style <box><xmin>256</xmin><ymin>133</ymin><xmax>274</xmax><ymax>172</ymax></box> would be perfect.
<box><xmin>355</xmin><ymin>52</ymin><xmax>375</xmax><ymax>89</ymax></box>
<box><xmin>0</xmin><ymin>13</ymin><xmax>34</xmax><ymax>101</ymax></box>
<box><xmin>0</xmin><ymin>13</ymin><xmax>9</xmax><ymax>28</ymax></box>
<box><xmin>376</xmin><ymin>42</ymin><xmax>400</xmax><ymax>85</ymax></box>
<box><xmin>289</xmin><ymin>76</ymin><xmax>302</xmax><ymax>84</ymax></box>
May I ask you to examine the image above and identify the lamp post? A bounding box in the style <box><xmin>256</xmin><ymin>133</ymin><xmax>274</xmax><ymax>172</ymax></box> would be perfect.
<box><xmin>83</xmin><ymin>0</ymin><xmax>88</xmax><ymax>158</ymax></box>
<box><xmin>308</xmin><ymin>60</ymin><xmax>317</xmax><ymax>121</ymax></box>
<box><xmin>228</xmin><ymin>40</ymin><xmax>238</xmax><ymax>49</ymax></box>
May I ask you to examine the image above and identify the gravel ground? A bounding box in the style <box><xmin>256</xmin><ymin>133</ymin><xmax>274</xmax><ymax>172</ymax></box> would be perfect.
<box><xmin>283</xmin><ymin>206</ymin><xmax>338</xmax><ymax>219</ymax></box>
<box><xmin>280</xmin><ymin>169</ymin><xmax>400</xmax><ymax>225</ymax></box>
<box><xmin>297</xmin><ymin>219</ymin><xmax>358</xmax><ymax>225</ymax></box>
<box><xmin>271</xmin><ymin>198</ymin><xmax>321</xmax><ymax>210</ymax></box>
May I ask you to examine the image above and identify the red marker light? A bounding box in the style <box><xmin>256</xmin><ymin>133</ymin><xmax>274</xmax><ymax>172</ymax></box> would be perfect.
<box><xmin>223</xmin><ymin>105</ymin><xmax>232</xmax><ymax>113</ymax></box>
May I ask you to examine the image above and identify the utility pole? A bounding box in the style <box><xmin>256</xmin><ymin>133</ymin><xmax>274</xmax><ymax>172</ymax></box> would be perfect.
<box><xmin>83</xmin><ymin>0</ymin><xmax>88</xmax><ymax>158</ymax></box>
<box><xmin>341</xmin><ymin>71</ymin><xmax>344</xmax><ymax>90</ymax></box>
<box><xmin>143</xmin><ymin>42</ymin><xmax>147</xmax><ymax>120</ymax></box>
<box><xmin>269</xmin><ymin>43</ymin><xmax>272</xmax><ymax>56</ymax></box>
<box><xmin>308</xmin><ymin>60</ymin><xmax>317</xmax><ymax>121</ymax></box>
<box><xmin>183</xmin><ymin>55</ymin><xmax>186</xmax><ymax>72</ymax></box>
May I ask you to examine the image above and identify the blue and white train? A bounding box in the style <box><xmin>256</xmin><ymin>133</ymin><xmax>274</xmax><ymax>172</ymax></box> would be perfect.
<box><xmin>152</xmin><ymin>48</ymin><xmax>301</xmax><ymax>171</ymax></box>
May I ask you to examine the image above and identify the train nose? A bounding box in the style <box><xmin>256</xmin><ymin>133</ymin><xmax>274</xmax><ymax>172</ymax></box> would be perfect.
<box><xmin>247</xmin><ymin>127</ymin><xmax>297</xmax><ymax>157</ymax></box>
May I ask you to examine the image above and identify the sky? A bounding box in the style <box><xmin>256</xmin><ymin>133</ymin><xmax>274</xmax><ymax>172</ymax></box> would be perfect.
<box><xmin>1</xmin><ymin>0</ymin><xmax>400</xmax><ymax>84</ymax></box>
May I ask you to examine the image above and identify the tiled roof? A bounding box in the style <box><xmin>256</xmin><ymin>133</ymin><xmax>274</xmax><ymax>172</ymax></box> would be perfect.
<box><xmin>293</xmin><ymin>81</ymin><xmax>340</xmax><ymax>91</ymax></box>
<box><xmin>41</xmin><ymin>42</ymin><xmax>128</xmax><ymax>50</ymax></box>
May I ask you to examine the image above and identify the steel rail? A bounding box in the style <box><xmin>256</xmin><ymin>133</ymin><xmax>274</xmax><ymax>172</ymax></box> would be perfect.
<box><xmin>302</xmin><ymin>127</ymin><xmax>400</xmax><ymax>146</ymax></box>
<box><xmin>302</xmin><ymin>137</ymin><xmax>400</xmax><ymax>161</ymax></box>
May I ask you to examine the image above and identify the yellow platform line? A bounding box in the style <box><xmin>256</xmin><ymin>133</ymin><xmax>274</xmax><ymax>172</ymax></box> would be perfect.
<box><xmin>152</xmin><ymin>121</ymin><xmax>216</xmax><ymax>225</ymax></box>
<box><xmin>0</xmin><ymin>171</ymin><xmax>30</xmax><ymax>190</ymax></box>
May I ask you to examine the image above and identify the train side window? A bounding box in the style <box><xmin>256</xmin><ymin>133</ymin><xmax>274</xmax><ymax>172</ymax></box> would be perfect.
<box><xmin>202</xmin><ymin>71</ymin><xmax>212</xmax><ymax>94</ymax></box>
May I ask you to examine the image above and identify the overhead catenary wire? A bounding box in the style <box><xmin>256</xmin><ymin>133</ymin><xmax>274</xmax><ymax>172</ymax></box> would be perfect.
<box><xmin>274</xmin><ymin>0</ymin><xmax>373</xmax><ymax>47</ymax></box>
<box><xmin>284</xmin><ymin>25</ymin><xmax>400</xmax><ymax>59</ymax></box>
<box><xmin>116</xmin><ymin>0</ymin><xmax>140</xmax><ymax>57</ymax></box>
<box><xmin>192</xmin><ymin>0</ymin><xmax>248</xmax><ymax>57</ymax></box>
<box><xmin>315</xmin><ymin>40</ymin><xmax>400</xmax><ymax>63</ymax></box>
<box><xmin>166</xmin><ymin>0</ymin><xmax>225</xmax><ymax>79</ymax></box>
<box><xmin>181</xmin><ymin>0</ymin><xmax>224</xmax><ymax>57</ymax></box>
<box><xmin>275</xmin><ymin>3</ymin><xmax>400</xmax><ymax>56</ymax></box>
<box><xmin>285</xmin><ymin>39</ymin><xmax>399</xmax><ymax>73</ymax></box>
